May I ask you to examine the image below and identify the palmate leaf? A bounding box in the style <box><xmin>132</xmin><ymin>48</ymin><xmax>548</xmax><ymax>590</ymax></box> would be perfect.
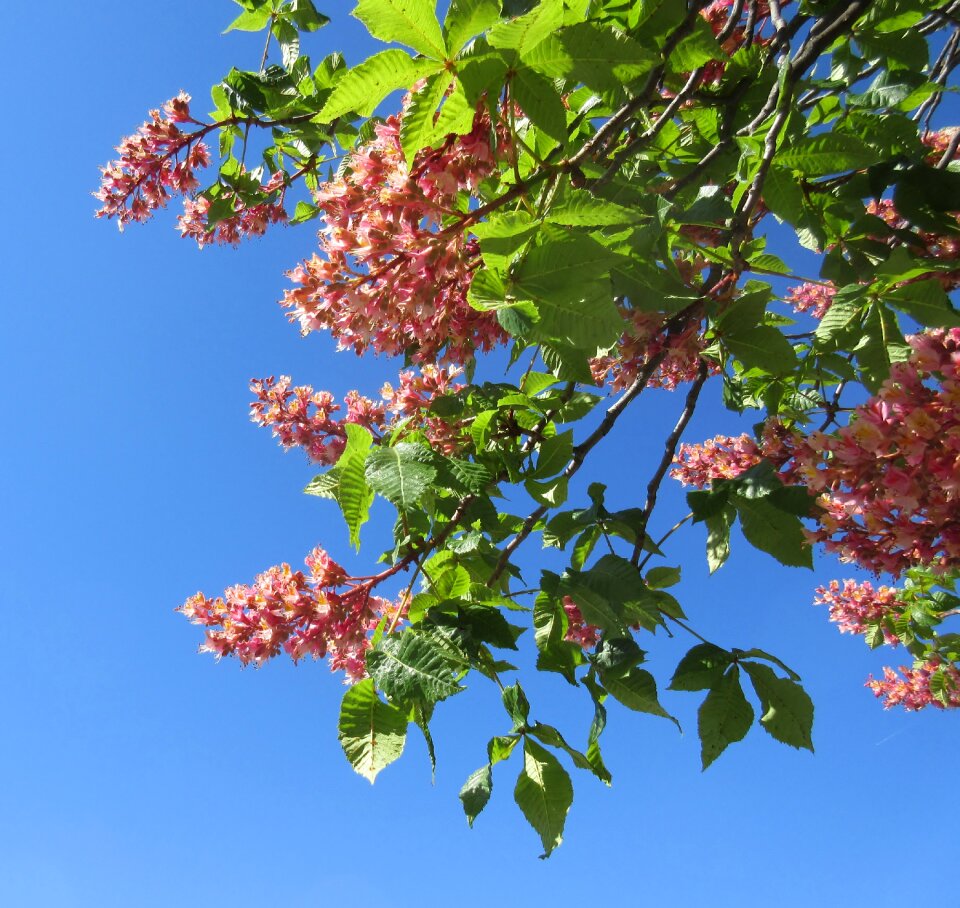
<box><xmin>514</xmin><ymin>738</ymin><xmax>573</xmax><ymax>858</ymax></box>
<box><xmin>352</xmin><ymin>0</ymin><xmax>447</xmax><ymax>58</ymax></box>
<box><xmin>367</xmin><ymin>631</ymin><xmax>466</xmax><ymax>705</ymax></box>
<box><xmin>319</xmin><ymin>50</ymin><xmax>442</xmax><ymax>120</ymax></box>
<box><xmin>338</xmin><ymin>679</ymin><xmax>408</xmax><ymax>782</ymax></box>
<box><xmin>734</xmin><ymin>495</ymin><xmax>812</xmax><ymax>569</ymax></box>
<box><xmin>365</xmin><ymin>443</ymin><xmax>437</xmax><ymax>510</ymax></box>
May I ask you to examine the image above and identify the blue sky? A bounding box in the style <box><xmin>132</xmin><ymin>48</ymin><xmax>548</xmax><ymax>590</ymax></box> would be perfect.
<box><xmin>1</xmin><ymin>3</ymin><xmax>957</xmax><ymax>905</ymax></box>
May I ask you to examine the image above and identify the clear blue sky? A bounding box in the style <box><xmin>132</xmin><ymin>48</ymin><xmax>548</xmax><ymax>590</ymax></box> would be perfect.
<box><xmin>1</xmin><ymin>4</ymin><xmax>956</xmax><ymax>906</ymax></box>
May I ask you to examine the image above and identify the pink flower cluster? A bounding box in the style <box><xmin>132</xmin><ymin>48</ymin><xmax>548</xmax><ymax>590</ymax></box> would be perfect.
<box><xmin>95</xmin><ymin>92</ymin><xmax>210</xmax><ymax>228</ymax></box>
<box><xmin>178</xmin><ymin>171</ymin><xmax>288</xmax><ymax>247</ymax></box>
<box><xmin>250</xmin><ymin>375</ymin><xmax>384</xmax><ymax>465</ymax></box>
<box><xmin>281</xmin><ymin>105</ymin><xmax>509</xmax><ymax>364</ymax></box>
<box><xmin>562</xmin><ymin>596</ymin><xmax>600</xmax><ymax>650</ymax></box>
<box><xmin>867</xmin><ymin>660</ymin><xmax>960</xmax><ymax>710</ymax></box>
<box><xmin>671</xmin><ymin>433</ymin><xmax>763</xmax><ymax>488</ymax></box>
<box><xmin>794</xmin><ymin>328</ymin><xmax>960</xmax><ymax>576</ymax></box>
<box><xmin>673</xmin><ymin>329</ymin><xmax>960</xmax><ymax>578</ymax></box>
<box><xmin>251</xmin><ymin>365</ymin><xmax>469</xmax><ymax>462</ymax></box>
<box><xmin>179</xmin><ymin>547</ymin><xmax>394</xmax><ymax>680</ymax></box>
<box><xmin>786</xmin><ymin>282</ymin><xmax>836</xmax><ymax>320</ymax></box>
<box><xmin>923</xmin><ymin>127</ymin><xmax>960</xmax><ymax>163</ymax></box>
<box><xmin>591</xmin><ymin>310</ymin><xmax>712</xmax><ymax>392</ymax></box>
<box><xmin>867</xmin><ymin>199</ymin><xmax>960</xmax><ymax>291</ymax></box>
<box><xmin>813</xmin><ymin>579</ymin><xmax>903</xmax><ymax>643</ymax></box>
<box><xmin>382</xmin><ymin>364</ymin><xmax>469</xmax><ymax>454</ymax></box>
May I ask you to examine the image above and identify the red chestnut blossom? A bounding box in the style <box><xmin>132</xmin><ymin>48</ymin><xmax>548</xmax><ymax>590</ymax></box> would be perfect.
<box><xmin>177</xmin><ymin>172</ymin><xmax>289</xmax><ymax>247</ymax></box>
<box><xmin>813</xmin><ymin>579</ymin><xmax>903</xmax><ymax>644</ymax></box>
<box><xmin>178</xmin><ymin>547</ymin><xmax>394</xmax><ymax>680</ymax></box>
<box><xmin>922</xmin><ymin>127</ymin><xmax>960</xmax><ymax>163</ymax></box>
<box><xmin>281</xmin><ymin>104</ymin><xmax>509</xmax><ymax>364</ymax></box>
<box><xmin>95</xmin><ymin>92</ymin><xmax>210</xmax><ymax>228</ymax></box>
<box><xmin>786</xmin><ymin>281</ymin><xmax>836</xmax><ymax>320</ymax></box>
<box><xmin>791</xmin><ymin>328</ymin><xmax>960</xmax><ymax>576</ymax></box>
<box><xmin>867</xmin><ymin>659</ymin><xmax>960</xmax><ymax>710</ymax></box>
<box><xmin>591</xmin><ymin>310</ymin><xmax>714</xmax><ymax>392</ymax></box>
<box><xmin>251</xmin><ymin>375</ymin><xmax>353</xmax><ymax>464</ymax></box>
<box><xmin>671</xmin><ymin>433</ymin><xmax>763</xmax><ymax>488</ymax></box>
<box><xmin>562</xmin><ymin>596</ymin><xmax>600</xmax><ymax>650</ymax></box>
<box><xmin>382</xmin><ymin>365</ymin><xmax>468</xmax><ymax>454</ymax></box>
<box><xmin>867</xmin><ymin>199</ymin><xmax>960</xmax><ymax>290</ymax></box>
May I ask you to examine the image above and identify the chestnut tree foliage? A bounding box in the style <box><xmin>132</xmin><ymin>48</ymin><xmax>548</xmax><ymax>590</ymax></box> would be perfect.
<box><xmin>98</xmin><ymin>0</ymin><xmax>960</xmax><ymax>855</ymax></box>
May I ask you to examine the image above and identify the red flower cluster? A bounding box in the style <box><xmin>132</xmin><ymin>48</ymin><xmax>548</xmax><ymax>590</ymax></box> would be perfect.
<box><xmin>786</xmin><ymin>281</ymin><xmax>836</xmax><ymax>320</ymax></box>
<box><xmin>281</xmin><ymin>105</ymin><xmax>509</xmax><ymax>364</ymax></box>
<box><xmin>250</xmin><ymin>366</ymin><xmax>469</xmax><ymax>463</ymax></box>
<box><xmin>671</xmin><ymin>433</ymin><xmax>763</xmax><ymax>488</ymax></box>
<box><xmin>179</xmin><ymin>547</ymin><xmax>394</xmax><ymax>680</ymax></box>
<box><xmin>867</xmin><ymin>660</ymin><xmax>960</xmax><ymax>710</ymax></box>
<box><xmin>178</xmin><ymin>171</ymin><xmax>289</xmax><ymax>247</ymax></box>
<box><xmin>813</xmin><ymin>579</ymin><xmax>903</xmax><ymax>644</ymax></box>
<box><xmin>794</xmin><ymin>329</ymin><xmax>960</xmax><ymax>576</ymax></box>
<box><xmin>591</xmin><ymin>310</ymin><xmax>712</xmax><ymax>392</ymax></box>
<box><xmin>562</xmin><ymin>596</ymin><xmax>600</xmax><ymax>650</ymax></box>
<box><xmin>867</xmin><ymin>198</ymin><xmax>960</xmax><ymax>291</ymax></box>
<box><xmin>95</xmin><ymin>92</ymin><xmax>210</xmax><ymax>228</ymax></box>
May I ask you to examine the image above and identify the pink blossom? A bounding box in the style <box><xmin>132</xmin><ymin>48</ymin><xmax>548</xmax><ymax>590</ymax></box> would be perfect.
<box><xmin>179</xmin><ymin>548</ymin><xmax>396</xmax><ymax>681</ymax></box>
<box><xmin>867</xmin><ymin>659</ymin><xmax>960</xmax><ymax>710</ymax></box>
<box><xmin>562</xmin><ymin>596</ymin><xmax>600</xmax><ymax>650</ymax></box>
<box><xmin>813</xmin><ymin>579</ymin><xmax>903</xmax><ymax>643</ymax></box>
<box><xmin>280</xmin><ymin>103</ymin><xmax>510</xmax><ymax>365</ymax></box>
<box><xmin>786</xmin><ymin>282</ymin><xmax>836</xmax><ymax>320</ymax></box>
<box><xmin>671</xmin><ymin>433</ymin><xmax>763</xmax><ymax>488</ymax></box>
<box><xmin>95</xmin><ymin>92</ymin><xmax>210</xmax><ymax>228</ymax></box>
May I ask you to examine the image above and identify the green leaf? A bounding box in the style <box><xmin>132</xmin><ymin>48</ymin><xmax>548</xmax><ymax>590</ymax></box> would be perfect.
<box><xmin>734</xmin><ymin>495</ymin><xmax>812</xmax><ymax>569</ymax></box>
<box><xmin>705</xmin><ymin>505</ymin><xmax>735</xmax><ymax>573</ymax></box>
<box><xmin>489</xmin><ymin>0</ymin><xmax>563</xmax><ymax>55</ymax></box>
<box><xmin>338</xmin><ymin>679</ymin><xmax>408</xmax><ymax>782</ymax></box>
<box><xmin>698</xmin><ymin>666</ymin><xmax>753</xmax><ymax>770</ymax></box>
<box><xmin>669</xmin><ymin>643</ymin><xmax>732</xmax><ymax>691</ymax></box>
<box><xmin>338</xmin><ymin>424</ymin><xmax>375</xmax><ymax>550</ymax></box>
<box><xmin>524</xmin><ymin>23</ymin><xmax>656</xmax><ymax>90</ymax></box>
<box><xmin>288</xmin><ymin>0</ymin><xmax>329</xmax><ymax>31</ymax></box>
<box><xmin>529</xmin><ymin>722</ymin><xmax>605</xmax><ymax>780</ymax></box>
<box><xmin>319</xmin><ymin>50</ymin><xmax>442</xmax><ymax>120</ymax></box>
<box><xmin>775</xmin><ymin>133</ymin><xmax>880</xmax><ymax>175</ymax></box>
<box><xmin>599</xmin><ymin>667</ymin><xmax>679</xmax><ymax>728</ymax></box>
<box><xmin>366</xmin><ymin>443</ymin><xmax>438</xmax><ymax>510</ymax></box>
<box><xmin>742</xmin><ymin>663</ymin><xmax>814</xmax><ymax>752</ymax></box>
<box><xmin>511</xmin><ymin>66</ymin><xmax>569</xmax><ymax>142</ymax></box>
<box><xmin>224</xmin><ymin>6</ymin><xmax>272</xmax><ymax>32</ymax></box>
<box><xmin>514</xmin><ymin>738</ymin><xmax>573</xmax><ymax>858</ymax></box>
<box><xmin>646</xmin><ymin>565</ymin><xmax>680</xmax><ymax>590</ymax></box>
<box><xmin>303</xmin><ymin>471</ymin><xmax>339</xmax><ymax>499</ymax></box>
<box><xmin>502</xmin><ymin>682</ymin><xmax>531</xmax><ymax>730</ymax></box>
<box><xmin>513</xmin><ymin>235</ymin><xmax>623</xmax><ymax>348</ymax></box>
<box><xmin>885</xmin><ymin>279</ymin><xmax>960</xmax><ymax>328</ymax></box>
<box><xmin>669</xmin><ymin>18</ymin><xmax>726</xmax><ymax>70</ymax></box>
<box><xmin>367</xmin><ymin>631</ymin><xmax>466</xmax><ymax>705</ymax></box>
<box><xmin>400</xmin><ymin>74</ymin><xmax>451</xmax><ymax>165</ymax></box>
<box><xmin>460</xmin><ymin>734</ymin><xmax>521</xmax><ymax>826</ymax></box>
<box><xmin>723</xmin><ymin>325</ymin><xmax>797</xmax><ymax>374</ymax></box>
<box><xmin>352</xmin><ymin>0</ymin><xmax>447</xmax><ymax>58</ymax></box>
<box><xmin>444</xmin><ymin>0</ymin><xmax>501</xmax><ymax>54</ymax></box>
<box><xmin>546</xmin><ymin>188</ymin><xmax>641</xmax><ymax>227</ymax></box>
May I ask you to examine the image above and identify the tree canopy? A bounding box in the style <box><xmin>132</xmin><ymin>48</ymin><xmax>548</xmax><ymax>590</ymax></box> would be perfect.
<box><xmin>97</xmin><ymin>0</ymin><xmax>960</xmax><ymax>856</ymax></box>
